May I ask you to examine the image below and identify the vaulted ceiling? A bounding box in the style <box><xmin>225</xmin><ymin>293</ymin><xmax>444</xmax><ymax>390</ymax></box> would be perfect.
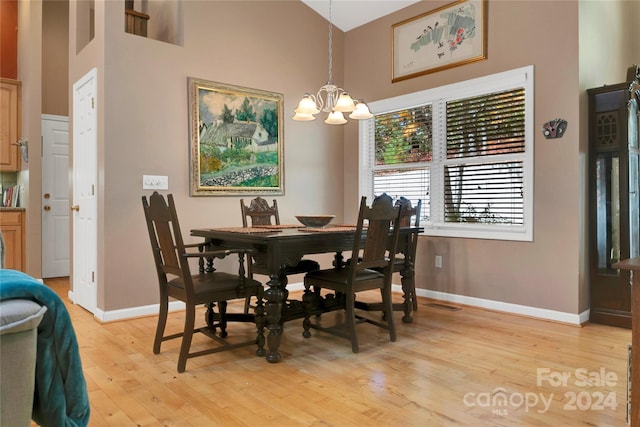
<box><xmin>300</xmin><ymin>0</ymin><xmax>421</xmax><ymax>32</ymax></box>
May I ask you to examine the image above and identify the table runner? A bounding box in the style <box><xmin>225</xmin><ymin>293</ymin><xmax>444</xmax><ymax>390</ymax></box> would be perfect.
<box><xmin>252</xmin><ymin>224</ymin><xmax>300</xmax><ymax>229</ymax></box>
<box><xmin>301</xmin><ymin>226</ymin><xmax>357</xmax><ymax>232</ymax></box>
<box><xmin>208</xmin><ymin>227</ymin><xmax>281</xmax><ymax>233</ymax></box>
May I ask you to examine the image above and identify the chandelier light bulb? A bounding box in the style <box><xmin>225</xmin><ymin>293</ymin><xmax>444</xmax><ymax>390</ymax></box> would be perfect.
<box><xmin>292</xmin><ymin>112</ymin><xmax>317</xmax><ymax>121</ymax></box>
<box><xmin>294</xmin><ymin>94</ymin><xmax>320</xmax><ymax>115</ymax></box>
<box><xmin>334</xmin><ymin>92</ymin><xmax>356</xmax><ymax>112</ymax></box>
<box><xmin>324</xmin><ymin>110</ymin><xmax>347</xmax><ymax>125</ymax></box>
<box><xmin>349</xmin><ymin>102</ymin><xmax>373</xmax><ymax>120</ymax></box>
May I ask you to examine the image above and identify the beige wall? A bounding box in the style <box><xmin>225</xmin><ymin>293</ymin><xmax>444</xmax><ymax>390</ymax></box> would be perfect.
<box><xmin>344</xmin><ymin>1</ymin><xmax>583</xmax><ymax>314</ymax></box>
<box><xmin>42</xmin><ymin>0</ymin><xmax>68</xmax><ymax>116</ymax></box>
<box><xmin>19</xmin><ymin>0</ymin><xmax>69</xmax><ymax>278</ymax></box>
<box><xmin>25</xmin><ymin>1</ymin><xmax>639</xmax><ymax>318</ymax></box>
<box><xmin>68</xmin><ymin>1</ymin><xmax>347</xmax><ymax>311</ymax></box>
<box><xmin>343</xmin><ymin>0</ymin><xmax>635</xmax><ymax>316</ymax></box>
<box><xmin>18</xmin><ymin>0</ymin><xmax>43</xmax><ymax>278</ymax></box>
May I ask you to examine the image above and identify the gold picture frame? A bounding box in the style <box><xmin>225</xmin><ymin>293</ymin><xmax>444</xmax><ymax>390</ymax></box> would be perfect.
<box><xmin>188</xmin><ymin>78</ymin><xmax>284</xmax><ymax>196</ymax></box>
<box><xmin>392</xmin><ymin>0</ymin><xmax>487</xmax><ymax>83</ymax></box>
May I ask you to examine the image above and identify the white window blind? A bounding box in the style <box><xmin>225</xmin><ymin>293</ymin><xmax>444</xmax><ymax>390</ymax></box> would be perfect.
<box><xmin>359</xmin><ymin>66</ymin><xmax>534</xmax><ymax>241</ymax></box>
<box><xmin>443</xmin><ymin>88</ymin><xmax>525</xmax><ymax>225</ymax></box>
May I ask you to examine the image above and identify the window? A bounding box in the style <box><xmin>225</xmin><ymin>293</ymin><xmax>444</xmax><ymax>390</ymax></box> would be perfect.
<box><xmin>359</xmin><ymin>66</ymin><xmax>534</xmax><ymax>241</ymax></box>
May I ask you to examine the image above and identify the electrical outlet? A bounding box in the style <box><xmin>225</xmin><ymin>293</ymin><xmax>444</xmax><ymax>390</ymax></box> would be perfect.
<box><xmin>435</xmin><ymin>255</ymin><xmax>443</xmax><ymax>268</ymax></box>
<box><xmin>143</xmin><ymin>175</ymin><xmax>169</xmax><ymax>190</ymax></box>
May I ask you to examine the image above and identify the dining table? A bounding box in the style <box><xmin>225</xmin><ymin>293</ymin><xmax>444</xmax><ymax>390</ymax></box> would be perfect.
<box><xmin>191</xmin><ymin>224</ymin><xmax>420</xmax><ymax>363</ymax></box>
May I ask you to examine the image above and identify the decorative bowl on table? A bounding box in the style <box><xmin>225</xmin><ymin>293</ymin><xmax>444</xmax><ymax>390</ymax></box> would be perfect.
<box><xmin>295</xmin><ymin>215</ymin><xmax>336</xmax><ymax>228</ymax></box>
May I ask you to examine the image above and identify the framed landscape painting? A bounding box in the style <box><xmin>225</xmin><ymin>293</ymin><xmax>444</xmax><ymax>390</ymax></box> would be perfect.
<box><xmin>392</xmin><ymin>0</ymin><xmax>487</xmax><ymax>83</ymax></box>
<box><xmin>188</xmin><ymin>77</ymin><xmax>284</xmax><ymax>196</ymax></box>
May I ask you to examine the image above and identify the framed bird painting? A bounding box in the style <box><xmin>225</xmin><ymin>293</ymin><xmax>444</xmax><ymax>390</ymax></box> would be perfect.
<box><xmin>392</xmin><ymin>0</ymin><xmax>487</xmax><ymax>83</ymax></box>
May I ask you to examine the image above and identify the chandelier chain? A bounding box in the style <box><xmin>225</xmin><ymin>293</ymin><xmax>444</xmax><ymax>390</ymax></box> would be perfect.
<box><xmin>327</xmin><ymin>0</ymin><xmax>333</xmax><ymax>84</ymax></box>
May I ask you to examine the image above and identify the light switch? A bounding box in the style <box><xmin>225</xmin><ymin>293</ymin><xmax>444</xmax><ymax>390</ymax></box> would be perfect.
<box><xmin>143</xmin><ymin>175</ymin><xmax>169</xmax><ymax>190</ymax></box>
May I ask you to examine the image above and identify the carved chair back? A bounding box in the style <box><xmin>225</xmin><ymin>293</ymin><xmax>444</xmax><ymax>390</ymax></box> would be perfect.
<box><xmin>394</xmin><ymin>197</ymin><xmax>422</xmax><ymax>262</ymax></box>
<box><xmin>350</xmin><ymin>193</ymin><xmax>403</xmax><ymax>278</ymax></box>
<box><xmin>240</xmin><ymin>197</ymin><xmax>280</xmax><ymax>227</ymax></box>
<box><xmin>143</xmin><ymin>191</ymin><xmax>193</xmax><ymax>293</ymax></box>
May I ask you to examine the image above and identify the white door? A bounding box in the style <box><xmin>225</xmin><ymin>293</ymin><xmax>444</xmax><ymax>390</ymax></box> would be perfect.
<box><xmin>42</xmin><ymin>115</ymin><xmax>70</xmax><ymax>278</ymax></box>
<box><xmin>72</xmin><ymin>68</ymin><xmax>98</xmax><ymax>313</ymax></box>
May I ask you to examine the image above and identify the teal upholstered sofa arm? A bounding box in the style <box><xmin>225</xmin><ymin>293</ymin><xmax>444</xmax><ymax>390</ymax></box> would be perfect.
<box><xmin>0</xmin><ymin>299</ymin><xmax>47</xmax><ymax>427</ymax></box>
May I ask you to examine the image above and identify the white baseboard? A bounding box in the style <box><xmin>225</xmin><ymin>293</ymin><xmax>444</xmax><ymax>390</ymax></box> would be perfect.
<box><xmin>88</xmin><ymin>282</ymin><xmax>589</xmax><ymax>326</ymax></box>
<box><xmin>416</xmin><ymin>288</ymin><xmax>589</xmax><ymax>326</ymax></box>
<box><xmin>69</xmin><ymin>287</ymin><xmax>186</xmax><ymax>323</ymax></box>
<box><xmin>94</xmin><ymin>301</ymin><xmax>186</xmax><ymax>323</ymax></box>
<box><xmin>267</xmin><ymin>283</ymin><xmax>589</xmax><ymax>325</ymax></box>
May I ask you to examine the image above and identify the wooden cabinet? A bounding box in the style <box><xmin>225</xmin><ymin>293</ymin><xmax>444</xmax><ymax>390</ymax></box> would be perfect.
<box><xmin>588</xmin><ymin>72</ymin><xmax>640</xmax><ymax>328</ymax></box>
<box><xmin>0</xmin><ymin>209</ymin><xmax>25</xmax><ymax>271</ymax></box>
<box><xmin>0</xmin><ymin>78</ymin><xmax>21</xmax><ymax>171</ymax></box>
<box><xmin>0</xmin><ymin>0</ymin><xmax>18</xmax><ymax>79</ymax></box>
<box><xmin>612</xmin><ymin>257</ymin><xmax>640</xmax><ymax>426</ymax></box>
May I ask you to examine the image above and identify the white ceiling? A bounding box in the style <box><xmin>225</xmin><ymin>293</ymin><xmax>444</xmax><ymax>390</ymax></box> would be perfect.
<box><xmin>301</xmin><ymin>0</ymin><xmax>421</xmax><ymax>32</ymax></box>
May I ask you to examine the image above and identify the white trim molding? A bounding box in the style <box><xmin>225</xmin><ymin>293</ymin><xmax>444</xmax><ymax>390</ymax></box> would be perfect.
<box><xmin>83</xmin><ymin>283</ymin><xmax>590</xmax><ymax>326</ymax></box>
<box><xmin>415</xmin><ymin>288</ymin><xmax>589</xmax><ymax>326</ymax></box>
<box><xmin>70</xmin><ymin>288</ymin><xmax>185</xmax><ymax>323</ymax></box>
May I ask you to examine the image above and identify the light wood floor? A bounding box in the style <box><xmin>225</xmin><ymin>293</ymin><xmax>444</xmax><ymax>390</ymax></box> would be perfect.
<box><xmin>42</xmin><ymin>277</ymin><xmax>631</xmax><ymax>426</ymax></box>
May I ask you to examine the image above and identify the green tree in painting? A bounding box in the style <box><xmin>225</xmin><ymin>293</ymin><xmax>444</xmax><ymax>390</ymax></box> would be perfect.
<box><xmin>221</xmin><ymin>147</ymin><xmax>251</xmax><ymax>165</ymax></box>
<box><xmin>260</xmin><ymin>107</ymin><xmax>278</xmax><ymax>140</ymax></box>
<box><xmin>221</xmin><ymin>104</ymin><xmax>234</xmax><ymax>123</ymax></box>
<box><xmin>235</xmin><ymin>98</ymin><xmax>256</xmax><ymax>122</ymax></box>
<box><xmin>199</xmin><ymin>144</ymin><xmax>223</xmax><ymax>174</ymax></box>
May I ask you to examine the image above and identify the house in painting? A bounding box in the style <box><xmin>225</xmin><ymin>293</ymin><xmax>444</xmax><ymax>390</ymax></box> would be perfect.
<box><xmin>209</xmin><ymin>121</ymin><xmax>274</xmax><ymax>152</ymax></box>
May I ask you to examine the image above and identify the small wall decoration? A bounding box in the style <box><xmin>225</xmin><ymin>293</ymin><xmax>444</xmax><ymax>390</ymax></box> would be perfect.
<box><xmin>188</xmin><ymin>78</ymin><xmax>284</xmax><ymax>196</ymax></box>
<box><xmin>541</xmin><ymin>118</ymin><xmax>568</xmax><ymax>139</ymax></box>
<box><xmin>392</xmin><ymin>0</ymin><xmax>487</xmax><ymax>83</ymax></box>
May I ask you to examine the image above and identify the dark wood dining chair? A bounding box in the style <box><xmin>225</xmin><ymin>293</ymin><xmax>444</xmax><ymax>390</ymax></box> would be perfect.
<box><xmin>355</xmin><ymin>197</ymin><xmax>422</xmax><ymax>322</ymax></box>
<box><xmin>394</xmin><ymin>197</ymin><xmax>422</xmax><ymax>311</ymax></box>
<box><xmin>240</xmin><ymin>197</ymin><xmax>320</xmax><ymax>313</ymax></box>
<box><xmin>240</xmin><ymin>196</ymin><xmax>281</xmax><ymax>227</ymax></box>
<box><xmin>142</xmin><ymin>191</ymin><xmax>265</xmax><ymax>372</ymax></box>
<box><xmin>301</xmin><ymin>193</ymin><xmax>403</xmax><ymax>353</ymax></box>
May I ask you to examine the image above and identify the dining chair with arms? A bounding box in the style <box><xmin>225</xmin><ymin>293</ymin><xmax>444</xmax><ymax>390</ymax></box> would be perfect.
<box><xmin>301</xmin><ymin>193</ymin><xmax>403</xmax><ymax>353</ymax></box>
<box><xmin>240</xmin><ymin>197</ymin><xmax>321</xmax><ymax>313</ymax></box>
<box><xmin>142</xmin><ymin>191</ymin><xmax>265</xmax><ymax>372</ymax></box>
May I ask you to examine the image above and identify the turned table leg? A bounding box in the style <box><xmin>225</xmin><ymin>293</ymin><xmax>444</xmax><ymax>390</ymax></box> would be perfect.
<box><xmin>400</xmin><ymin>264</ymin><xmax>415</xmax><ymax>323</ymax></box>
<box><xmin>264</xmin><ymin>272</ymin><xmax>284</xmax><ymax>363</ymax></box>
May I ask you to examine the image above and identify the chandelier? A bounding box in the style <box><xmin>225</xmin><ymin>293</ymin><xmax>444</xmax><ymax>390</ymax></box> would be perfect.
<box><xmin>292</xmin><ymin>0</ymin><xmax>373</xmax><ymax>125</ymax></box>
